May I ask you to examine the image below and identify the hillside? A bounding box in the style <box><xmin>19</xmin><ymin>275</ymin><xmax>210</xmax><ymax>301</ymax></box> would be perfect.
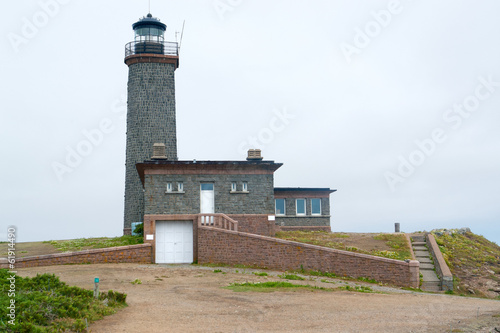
<box><xmin>432</xmin><ymin>229</ymin><xmax>500</xmax><ymax>298</ymax></box>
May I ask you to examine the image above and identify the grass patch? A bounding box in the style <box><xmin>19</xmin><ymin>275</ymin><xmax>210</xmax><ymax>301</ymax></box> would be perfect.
<box><xmin>224</xmin><ymin>281</ymin><xmax>329</xmax><ymax>292</ymax></box>
<box><xmin>0</xmin><ymin>269</ymin><xmax>126</xmax><ymax>332</ymax></box>
<box><xmin>213</xmin><ymin>269</ymin><xmax>223</xmax><ymax>273</ymax></box>
<box><xmin>338</xmin><ymin>285</ymin><xmax>374</xmax><ymax>293</ymax></box>
<box><xmin>130</xmin><ymin>279</ymin><xmax>142</xmax><ymax>285</ymax></box>
<box><xmin>278</xmin><ymin>273</ymin><xmax>305</xmax><ymax>281</ymax></box>
<box><xmin>44</xmin><ymin>235</ymin><xmax>143</xmax><ymax>252</ymax></box>
<box><xmin>357</xmin><ymin>276</ymin><xmax>378</xmax><ymax>284</ymax></box>
<box><xmin>275</xmin><ymin>231</ymin><xmax>412</xmax><ymax>261</ymax></box>
<box><xmin>253</xmin><ymin>272</ymin><xmax>268</xmax><ymax>277</ymax></box>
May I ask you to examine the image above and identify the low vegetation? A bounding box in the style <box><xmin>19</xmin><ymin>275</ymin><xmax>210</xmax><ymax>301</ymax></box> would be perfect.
<box><xmin>337</xmin><ymin>285</ymin><xmax>373</xmax><ymax>293</ymax></box>
<box><xmin>225</xmin><ymin>281</ymin><xmax>329</xmax><ymax>292</ymax></box>
<box><xmin>0</xmin><ymin>269</ymin><xmax>126</xmax><ymax>332</ymax></box>
<box><xmin>44</xmin><ymin>236</ymin><xmax>143</xmax><ymax>253</ymax></box>
<box><xmin>275</xmin><ymin>231</ymin><xmax>412</xmax><ymax>261</ymax></box>
<box><xmin>278</xmin><ymin>273</ymin><xmax>305</xmax><ymax>281</ymax></box>
<box><xmin>432</xmin><ymin>230</ymin><xmax>500</xmax><ymax>298</ymax></box>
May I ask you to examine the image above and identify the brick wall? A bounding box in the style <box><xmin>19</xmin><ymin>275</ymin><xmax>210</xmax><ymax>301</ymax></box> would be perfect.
<box><xmin>198</xmin><ymin>227</ymin><xmax>419</xmax><ymax>288</ymax></box>
<box><xmin>227</xmin><ymin>214</ymin><xmax>277</xmax><ymax>236</ymax></box>
<box><xmin>0</xmin><ymin>244</ymin><xmax>152</xmax><ymax>269</ymax></box>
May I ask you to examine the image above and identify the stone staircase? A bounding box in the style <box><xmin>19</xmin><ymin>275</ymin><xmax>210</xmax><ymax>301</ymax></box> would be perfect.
<box><xmin>411</xmin><ymin>234</ymin><xmax>441</xmax><ymax>292</ymax></box>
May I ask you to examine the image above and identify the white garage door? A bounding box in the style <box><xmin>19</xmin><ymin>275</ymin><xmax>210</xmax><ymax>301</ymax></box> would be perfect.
<box><xmin>155</xmin><ymin>221</ymin><xmax>193</xmax><ymax>264</ymax></box>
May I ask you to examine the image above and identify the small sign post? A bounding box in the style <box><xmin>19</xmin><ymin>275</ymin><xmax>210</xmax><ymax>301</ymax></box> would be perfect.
<box><xmin>94</xmin><ymin>277</ymin><xmax>99</xmax><ymax>299</ymax></box>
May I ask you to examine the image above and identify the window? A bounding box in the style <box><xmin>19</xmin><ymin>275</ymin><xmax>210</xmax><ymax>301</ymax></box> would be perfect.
<box><xmin>296</xmin><ymin>199</ymin><xmax>306</xmax><ymax>215</ymax></box>
<box><xmin>166</xmin><ymin>182</ymin><xmax>173</xmax><ymax>192</ymax></box>
<box><xmin>231</xmin><ymin>182</ymin><xmax>237</xmax><ymax>192</ymax></box>
<box><xmin>275</xmin><ymin>199</ymin><xmax>285</xmax><ymax>215</ymax></box>
<box><xmin>178</xmin><ymin>182</ymin><xmax>184</xmax><ymax>192</ymax></box>
<box><xmin>311</xmin><ymin>198</ymin><xmax>321</xmax><ymax>215</ymax></box>
<box><xmin>201</xmin><ymin>183</ymin><xmax>214</xmax><ymax>191</ymax></box>
<box><xmin>242</xmin><ymin>182</ymin><xmax>248</xmax><ymax>192</ymax></box>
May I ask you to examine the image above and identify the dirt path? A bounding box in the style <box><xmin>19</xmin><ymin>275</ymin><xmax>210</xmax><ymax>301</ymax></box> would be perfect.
<box><xmin>17</xmin><ymin>264</ymin><xmax>500</xmax><ymax>333</ymax></box>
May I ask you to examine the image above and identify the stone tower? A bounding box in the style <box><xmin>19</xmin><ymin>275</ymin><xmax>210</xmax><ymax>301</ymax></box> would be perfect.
<box><xmin>123</xmin><ymin>13</ymin><xmax>179</xmax><ymax>234</ymax></box>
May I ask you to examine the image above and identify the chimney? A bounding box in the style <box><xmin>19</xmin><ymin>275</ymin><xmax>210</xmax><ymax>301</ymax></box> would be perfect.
<box><xmin>246</xmin><ymin>149</ymin><xmax>263</xmax><ymax>161</ymax></box>
<box><xmin>152</xmin><ymin>143</ymin><xmax>167</xmax><ymax>159</ymax></box>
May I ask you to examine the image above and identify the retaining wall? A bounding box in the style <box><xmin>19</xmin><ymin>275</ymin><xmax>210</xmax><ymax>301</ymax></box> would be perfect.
<box><xmin>198</xmin><ymin>227</ymin><xmax>419</xmax><ymax>288</ymax></box>
<box><xmin>277</xmin><ymin>226</ymin><xmax>331</xmax><ymax>232</ymax></box>
<box><xmin>0</xmin><ymin>244</ymin><xmax>152</xmax><ymax>269</ymax></box>
<box><xmin>426</xmin><ymin>233</ymin><xmax>453</xmax><ymax>291</ymax></box>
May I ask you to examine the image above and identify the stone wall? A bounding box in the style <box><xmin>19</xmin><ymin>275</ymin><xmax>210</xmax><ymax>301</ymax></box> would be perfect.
<box><xmin>275</xmin><ymin>216</ymin><xmax>331</xmax><ymax>227</ymax></box>
<box><xmin>275</xmin><ymin>196</ymin><xmax>331</xmax><ymax>227</ymax></box>
<box><xmin>277</xmin><ymin>226</ymin><xmax>331</xmax><ymax>232</ymax></box>
<box><xmin>198</xmin><ymin>227</ymin><xmax>419</xmax><ymax>288</ymax></box>
<box><xmin>144</xmin><ymin>174</ymin><xmax>275</xmax><ymax>215</ymax></box>
<box><xmin>0</xmin><ymin>244</ymin><xmax>152</xmax><ymax>269</ymax></box>
<box><xmin>124</xmin><ymin>61</ymin><xmax>178</xmax><ymax>231</ymax></box>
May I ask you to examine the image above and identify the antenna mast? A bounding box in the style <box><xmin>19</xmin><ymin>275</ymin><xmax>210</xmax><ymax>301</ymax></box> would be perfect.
<box><xmin>148</xmin><ymin>0</ymin><xmax>151</xmax><ymax>13</ymax></box>
<box><xmin>178</xmin><ymin>20</ymin><xmax>185</xmax><ymax>54</ymax></box>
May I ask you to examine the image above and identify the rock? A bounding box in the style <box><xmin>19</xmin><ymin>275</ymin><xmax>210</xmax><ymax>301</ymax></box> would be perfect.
<box><xmin>467</xmin><ymin>289</ymin><xmax>475</xmax><ymax>294</ymax></box>
<box><xmin>457</xmin><ymin>227</ymin><xmax>471</xmax><ymax>235</ymax></box>
<box><xmin>434</xmin><ymin>232</ymin><xmax>443</xmax><ymax>237</ymax></box>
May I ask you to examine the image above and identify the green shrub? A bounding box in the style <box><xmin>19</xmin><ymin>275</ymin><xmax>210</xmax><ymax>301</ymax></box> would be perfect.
<box><xmin>133</xmin><ymin>223</ymin><xmax>144</xmax><ymax>236</ymax></box>
<box><xmin>0</xmin><ymin>269</ymin><xmax>126</xmax><ymax>332</ymax></box>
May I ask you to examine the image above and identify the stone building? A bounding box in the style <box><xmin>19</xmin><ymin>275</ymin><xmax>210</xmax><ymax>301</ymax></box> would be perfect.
<box><xmin>122</xmin><ymin>14</ymin><xmax>336</xmax><ymax>263</ymax></box>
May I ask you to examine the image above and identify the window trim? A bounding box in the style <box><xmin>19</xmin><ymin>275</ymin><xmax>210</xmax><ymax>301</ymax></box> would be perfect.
<box><xmin>177</xmin><ymin>182</ymin><xmax>184</xmax><ymax>192</ymax></box>
<box><xmin>242</xmin><ymin>182</ymin><xmax>248</xmax><ymax>192</ymax></box>
<box><xmin>296</xmin><ymin>198</ymin><xmax>306</xmax><ymax>216</ymax></box>
<box><xmin>275</xmin><ymin>198</ymin><xmax>286</xmax><ymax>216</ymax></box>
<box><xmin>166</xmin><ymin>182</ymin><xmax>173</xmax><ymax>192</ymax></box>
<box><xmin>231</xmin><ymin>182</ymin><xmax>237</xmax><ymax>192</ymax></box>
<box><xmin>311</xmin><ymin>198</ymin><xmax>321</xmax><ymax>215</ymax></box>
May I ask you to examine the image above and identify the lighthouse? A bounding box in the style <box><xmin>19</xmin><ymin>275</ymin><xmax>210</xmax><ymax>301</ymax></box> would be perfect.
<box><xmin>123</xmin><ymin>13</ymin><xmax>179</xmax><ymax>234</ymax></box>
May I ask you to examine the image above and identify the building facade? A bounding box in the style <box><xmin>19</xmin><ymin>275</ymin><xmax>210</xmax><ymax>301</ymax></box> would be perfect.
<box><xmin>122</xmin><ymin>14</ymin><xmax>336</xmax><ymax>263</ymax></box>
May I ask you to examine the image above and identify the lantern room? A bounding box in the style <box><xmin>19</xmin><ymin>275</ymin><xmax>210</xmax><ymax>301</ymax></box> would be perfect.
<box><xmin>132</xmin><ymin>13</ymin><xmax>166</xmax><ymax>43</ymax></box>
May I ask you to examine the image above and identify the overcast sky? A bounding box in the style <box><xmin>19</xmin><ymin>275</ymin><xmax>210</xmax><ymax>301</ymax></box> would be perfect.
<box><xmin>1</xmin><ymin>0</ymin><xmax>499</xmax><ymax>245</ymax></box>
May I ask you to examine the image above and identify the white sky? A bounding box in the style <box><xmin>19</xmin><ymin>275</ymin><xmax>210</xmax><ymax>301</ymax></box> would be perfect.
<box><xmin>1</xmin><ymin>0</ymin><xmax>499</xmax><ymax>244</ymax></box>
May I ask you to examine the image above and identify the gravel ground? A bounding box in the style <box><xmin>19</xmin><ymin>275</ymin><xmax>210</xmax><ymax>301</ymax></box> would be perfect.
<box><xmin>17</xmin><ymin>263</ymin><xmax>500</xmax><ymax>333</ymax></box>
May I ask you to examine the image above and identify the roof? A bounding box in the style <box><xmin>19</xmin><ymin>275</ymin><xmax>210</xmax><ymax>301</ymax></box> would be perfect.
<box><xmin>136</xmin><ymin>159</ymin><xmax>283</xmax><ymax>185</ymax></box>
<box><xmin>274</xmin><ymin>187</ymin><xmax>337</xmax><ymax>193</ymax></box>
<box><xmin>132</xmin><ymin>14</ymin><xmax>167</xmax><ymax>31</ymax></box>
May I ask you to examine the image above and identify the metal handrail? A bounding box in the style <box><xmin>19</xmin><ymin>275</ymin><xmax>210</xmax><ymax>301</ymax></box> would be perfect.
<box><xmin>125</xmin><ymin>40</ymin><xmax>179</xmax><ymax>58</ymax></box>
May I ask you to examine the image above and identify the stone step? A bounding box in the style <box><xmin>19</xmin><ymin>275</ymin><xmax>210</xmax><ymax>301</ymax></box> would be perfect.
<box><xmin>419</xmin><ymin>263</ymin><xmax>435</xmax><ymax>270</ymax></box>
<box><xmin>421</xmin><ymin>282</ymin><xmax>441</xmax><ymax>292</ymax></box>
<box><xmin>411</xmin><ymin>241</ymin><xmax>426</xmax><ymax>246</ymax></box>
<box><xmin>421</xmin><ymin>269</ymin><xmax>440</xmax><ymax>282</ymax></box>
<box><xmin>412</xmin><ymin>246</ymin><xmax>427</xmax><ymax>251</ymax></box>
<box><xmin>414</xmin><ymin>250</ymin><xmax>430</xmax><ymax>257</ymax></box>
<box><xmin>417</xmin><ymin>257</ymin><xmax>432</xmax><ymax>264</ymax></box>
<box><xmin>412</xmin><ymin>235</ymin><xmax>426</xmax><ymax>242</ymax></box>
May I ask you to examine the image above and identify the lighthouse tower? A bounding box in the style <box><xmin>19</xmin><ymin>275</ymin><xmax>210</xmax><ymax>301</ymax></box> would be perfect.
<box><xmin>123</xmin><ymin>13</ymin><xmax>179</xmax><ymax>234</ymax></box>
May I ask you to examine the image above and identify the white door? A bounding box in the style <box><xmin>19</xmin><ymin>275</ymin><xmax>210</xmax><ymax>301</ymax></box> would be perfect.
<box><xmin>155</xmin><ymin>221</ymin><xmax>193</xmax><ymax>264</ymax></box>
<box><xmin>200</xmin><ymin>183</ymin><xmax>215</xmax><ymax>214</ymax></box>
